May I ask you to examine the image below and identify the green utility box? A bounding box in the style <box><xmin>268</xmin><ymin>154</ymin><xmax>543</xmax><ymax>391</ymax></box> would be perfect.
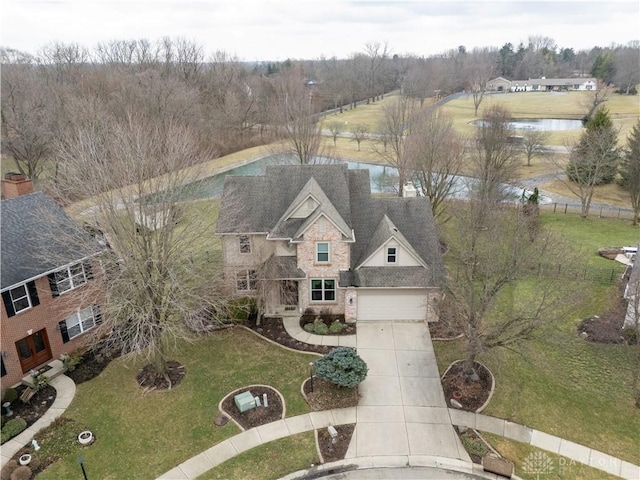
<box><xmin>234</xmin><ymin>391</ymin><xmax>256</xmax><ymax>413</ymax></box>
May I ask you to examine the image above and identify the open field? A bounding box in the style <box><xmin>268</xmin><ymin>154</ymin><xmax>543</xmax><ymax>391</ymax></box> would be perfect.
<box><xmin>434</xmin><ymin>213</ymin><xmax>640</xmax><ymax>465</ymax></box>
<box><xmin>440</xmin><ymin>91</ymin><xmax>639</xmax><ymax>146</ymax></box>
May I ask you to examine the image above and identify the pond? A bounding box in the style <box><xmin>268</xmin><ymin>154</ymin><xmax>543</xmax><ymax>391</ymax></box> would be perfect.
<box><xmin>472</xmin><ymin>118</ymin><xmax>584</xmax><ymax>131</ymax></box>
<box><xmin>159</xmin><ymin>154</ymin><xmax>551</xmax><ymax>205</ymax></box>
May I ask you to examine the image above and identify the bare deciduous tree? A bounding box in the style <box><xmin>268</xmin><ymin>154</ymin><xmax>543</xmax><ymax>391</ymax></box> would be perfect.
<box><xmin>51</xmin><ymin>113</ymin><xmax>230</xmax><ymax>381</ymax></box>
<box><xmin>521</xmin><ymin>128</ymin><xmax>550</xmax><ymax>167</ymax></box>
<box><xmin>273</xmin><ymin>69</ymin><xmax>324</xmax><ymax>164</ymax></box>
<box><xmin>465</xmin><ymin>48</ymin><xmax>496</xmax><ymax>116</ymax></box>
<box><xmin>328</xmin><ymin>122</ymin><xmax>345</xmax><ymax>146</ymax></box>
<box><xmin>374</xmin><ymin>95</ymin><xmax>418</xmax><ymax>196</ymax></box>
<box><xmin>350</xmin><ymin>124</ymin><xmax>369</xmax><ymax>151</ymax></box>
<box><xmin>471</xmin><ymin>105</ymin><xmax>521</xmax><ymax>202</ymax></box>
<box><xmin>406</xmin><ymin>109</ymin><xmax>465</xmax><ymax>223</ymax></box>
<box><xmin>444</xmin><ymin>200</ymin><xmax>584</xmax><ymax>379</ymax></box>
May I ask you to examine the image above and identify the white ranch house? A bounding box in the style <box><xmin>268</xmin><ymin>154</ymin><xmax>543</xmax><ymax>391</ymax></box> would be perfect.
<box><xmin>487</xmin><ymin>77</ymin><xmax>597</xmax><ymax>93</ymax></box>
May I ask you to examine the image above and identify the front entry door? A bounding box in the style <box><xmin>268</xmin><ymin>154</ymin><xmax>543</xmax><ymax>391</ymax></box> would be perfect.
<box><xmin>280</xmin><ymin>281</ymin><xmax>299</xmax><ymax>311</ymax></box>
<box><xmin>16</xmin><ymin>329</ymin><xmax>52</xmax><ymax>373</ymax></box>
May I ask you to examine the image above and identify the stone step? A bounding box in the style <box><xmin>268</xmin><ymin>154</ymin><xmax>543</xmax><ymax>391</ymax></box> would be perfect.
<box><xmin>21</xmin><ymin>360</ymin><xmax>66</xmax><ymax>389</ymax></box>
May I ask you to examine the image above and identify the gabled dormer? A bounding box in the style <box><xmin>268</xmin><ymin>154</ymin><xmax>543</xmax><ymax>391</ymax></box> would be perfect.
<box><xmin>356</xmin><ymin>215</ymin><xmax>426</xmax><ymax>269</ymax></box>
<box><xmin>268</xmin><ymin>177</ymin><xmax>354</xmax><ymax>242</ymax></box>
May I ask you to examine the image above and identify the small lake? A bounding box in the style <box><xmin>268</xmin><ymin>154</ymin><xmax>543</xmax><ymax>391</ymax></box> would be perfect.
<box><xmin>164</xmin><ymin>154</ymin><xmax>551</xmax><ymax>204</ymax></box>
<box><xmin>472</xmin><ymin>118</ymin><xmax>584</xmax><ymax>131</ymax></box>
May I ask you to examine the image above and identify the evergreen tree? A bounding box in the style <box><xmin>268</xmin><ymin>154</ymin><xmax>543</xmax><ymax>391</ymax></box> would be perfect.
<box><xmin>619</xmin><ymin>120</ymin><xmax>640</xmax><ymax>225</ymax></box>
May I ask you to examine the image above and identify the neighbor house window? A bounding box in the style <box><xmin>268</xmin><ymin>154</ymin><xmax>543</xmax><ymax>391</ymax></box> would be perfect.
<box><xmin>311</xmin><ymin>279</ymin><xmax>335</xmax><ymax>302</ymax></box>
<box><xmin>387</xmin><ymin>246</ymin><xmax>397</xmax><ymax>264</ymax></box>
<box><xmin>239</xmin><ymin>236</ymin><xmax>251</xmax><ymax>254</ymax></box>
<box><xmin>316</xmin><ymin>242</ymin><xmax>330</xmax><ymax>263</ymax></box>
<box><xmin>59</xmin><ymin>305</ymin><xmax>102</xmax><ymax>342</ymax></box>
<box><xmin>1</xmin><ymin>281</ymin><xmax>39</xmax><ymax>317</ymax></box>
<box><xmin>48</xmin><ymin>261</ymin><xmax>93</xmax><ymax>296</ymax></box>
<box><xmin>236</xmin><ymin>269</ymin><xmax>257</xmax><ymax>292</ymax></box>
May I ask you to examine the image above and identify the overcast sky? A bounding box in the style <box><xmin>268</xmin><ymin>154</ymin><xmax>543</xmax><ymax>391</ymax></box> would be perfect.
<box><xmin>2</xmin><ymin>0</ymin><xmax>638</xmax><ymax>61</ymax></box>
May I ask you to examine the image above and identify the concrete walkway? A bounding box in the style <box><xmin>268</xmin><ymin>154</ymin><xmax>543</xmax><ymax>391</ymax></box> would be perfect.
<box><xmin>1</xmin><ymin>375</ymin><xmax>76</xmax><ymax>467</ymax></box>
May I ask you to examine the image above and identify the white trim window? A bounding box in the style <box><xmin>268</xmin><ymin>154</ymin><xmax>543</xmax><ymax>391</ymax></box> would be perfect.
<box><xmin>239</xmin><ymin>235</ymin><xmax>251</xmax><ymax>254</ymax></box>
<box><xmin>49</xmin><ymin>262</ymin><xmax>91</xmax><ymax>296</ymax></box>
<box><xmin>65</xmin><ymin>306</ymin><xmax>99</xmax><ymax>340</ymax></box>
<box><xmin>236</xmin><ymin>269</ymin><xmax>257</xmax><ymax>292</ymax></box>
<box><xmin>316</xmin><ymin>242</ymin><xmax>330</xmax><ymax>263</ymax></box>
<box><xmin>386</xmin><ymin>246</ymin><xmax>397</xmax><ymax>264</ymax></box>
<box><xmin>7</xmin><ymin>285</ymin><xmax>30</xmax><ymax>313</ymax></box>
<box><xmin>311</xmin><ymin>279</ymin><xmax>335</xmax><ymax>302</ymax></box>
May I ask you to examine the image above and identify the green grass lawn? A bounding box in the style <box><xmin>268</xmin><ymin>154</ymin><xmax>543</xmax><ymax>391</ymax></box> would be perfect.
<box><xmin>200</xmin><ymin>432</ymin><xmax>318</xmax><ymax>480</ymax></box>
<box><xmin>434</xmin><ymin>213</ymin><xmax>640</xmax><ymax>465</ymax></box>
<box><xmin>37</xmin><ymin>329</ymin><xmax>317</xmax><ymax>479</ymax></box>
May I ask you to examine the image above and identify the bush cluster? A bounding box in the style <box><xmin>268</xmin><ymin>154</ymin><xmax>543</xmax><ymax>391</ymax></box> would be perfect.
<box><xmin>1</xmin><ymin>417</ymin><xmax>27</xmax><ymax>444</ymax></box>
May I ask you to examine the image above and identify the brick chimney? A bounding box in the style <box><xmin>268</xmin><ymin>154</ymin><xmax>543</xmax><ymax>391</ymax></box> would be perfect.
<box><xmin>2</xmin><ymin>173</ymin><xmax>34</xmax><ymax>199</ymax></box>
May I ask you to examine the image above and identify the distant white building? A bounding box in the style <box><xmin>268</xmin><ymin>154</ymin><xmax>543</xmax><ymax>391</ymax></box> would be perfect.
<box><xmin>487</xmin><ymin>77</ymin><xmax>597</xmax><ymax>93</ymax></box>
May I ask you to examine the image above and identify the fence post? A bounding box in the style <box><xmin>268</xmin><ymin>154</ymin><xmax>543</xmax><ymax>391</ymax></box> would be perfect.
<box><xmin>610</xmin><ymin>269</ymin><xmax>615</xmax><ymax>284</ymax></box>
<box><xmin>599</xmin><ymin>206</ymin><xmax>603</xmax><ymax>218</ymax></box>
<box><xmin>564</xmin><ymin>204</ymin><xmax>568</xmax><ymax>214</ymax></box>
<box><xmin>618</xmin><ymin>208</ymin><xmax>621</xmax><ymax>219</ymax></box>
<box><xmin>553</xmin><ymin>203</ymin><xmax>557</xmax><ymax>213</ymax></box>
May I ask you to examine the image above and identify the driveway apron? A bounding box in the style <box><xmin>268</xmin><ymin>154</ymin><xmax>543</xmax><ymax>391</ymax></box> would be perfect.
<box><xmin>347</xmin><ymin>322</ymin><xmax>470</xmax><ymax>461</ymax></box>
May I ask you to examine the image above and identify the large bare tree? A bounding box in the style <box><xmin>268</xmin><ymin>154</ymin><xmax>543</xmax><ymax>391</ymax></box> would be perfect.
<box><xmin>521</xmin><ymin>128</ymin><xmax>550</xmax><ymax>167</ymax></box>
<box><xmin>444</xmin><ymin>200</ymin><xmax>583</xmax><ymax>379</ymax></box>
<box><xmin>465</xmin><ymin>48</ymin><xmax>496</xmax><ymax>116</ymax></box>
<box><xmin>471</xmin><ymin>105</ymin><xmax>521</xmax><ymax>202</ymax></box>
<box><xmin>374</xmin><ymin>95</ymin><xmax>418</xmax><ymax>196</ymax></box>
<box><xmin>51</xmin><ymin>112</ymin><xmax>230</xmax><ymax>381</ymax></box>
<box><xmin>273</xmin><ymin>68</ymin><xmax>324</xmax><ymax>164</ymax></box>
<box><xmin>406</xmin><ymin>109</ymin><xmax>465</xmax><ymax>223</ymax></box>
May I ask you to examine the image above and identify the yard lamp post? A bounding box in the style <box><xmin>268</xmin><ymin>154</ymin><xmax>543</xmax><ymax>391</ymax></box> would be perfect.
<box><xmin>77</xmin><ymin>455</ymin><xmax>88</xmax><ymax>480</ymax></box>
<box><xmin>309</xmin><ymin>361</ymin><xmax>314</xmax><ymax>393</ymax></box>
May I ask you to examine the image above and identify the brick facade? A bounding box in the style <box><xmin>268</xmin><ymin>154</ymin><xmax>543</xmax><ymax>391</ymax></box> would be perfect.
<box><xmin>1</xmin><ymin>262</ymin><xmax>104</xmax><ymax>389</ymax></box>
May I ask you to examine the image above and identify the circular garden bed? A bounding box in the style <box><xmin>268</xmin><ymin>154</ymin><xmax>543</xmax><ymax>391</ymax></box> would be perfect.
<box><xmin>220</xmin><ymin>385</ymin><xmax>284</xmax><ymax>430</ymax></box>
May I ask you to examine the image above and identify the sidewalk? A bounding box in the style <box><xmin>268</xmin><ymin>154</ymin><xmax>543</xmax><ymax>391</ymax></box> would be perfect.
<box><xmin>1</xmin><ymin>375</ymin><xmax>76</xmax><ymax>467</ymax></box>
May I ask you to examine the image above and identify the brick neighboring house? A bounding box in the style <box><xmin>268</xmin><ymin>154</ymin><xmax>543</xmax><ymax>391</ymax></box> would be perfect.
<box><xmin>1</xmin><ymin>175</ymin><xmax>104</xmax><ymax>389</ymax></box>
<box><xmin>215</xmin><ymin>164</ymin><xmax>444</xmax><ymax>322</ymax></box>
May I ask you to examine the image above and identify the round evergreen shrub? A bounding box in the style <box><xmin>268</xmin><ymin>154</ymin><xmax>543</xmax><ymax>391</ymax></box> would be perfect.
<box><xmin>329</xmin><ymin>320</ymin><xmax>344</xmax><ymax>334</ymax></box>
<box><xmin>315</xmin><ymin>347</ymin><xmax>368</xmax><ymax>388</ymax></box>
<box><xmin>1</xmin><ymin>460</ymin><xmax>18</xmax><ymax>480</ymax></box>
<box><xmin>2</xmin><ymin>388</ymin><xmax>17</xmax><ymax>404</ymax></box>
<box><xmin>303</xmin><ymin>322</ymin><xmax>315</xmax><ymax>333</ymax></box>
<box><xmin>313</xmin><ymin>322</ymin><xmax>329</xmax><ymax>335</ymax></box>
<box><xmin>1</xmin><ymin>418</ymin><xmax>27</xmax><ymax>444</ymax></box>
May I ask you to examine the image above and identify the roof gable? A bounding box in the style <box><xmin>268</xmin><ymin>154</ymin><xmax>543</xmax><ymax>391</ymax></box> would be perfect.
<box><xmin>356</xmin><ymin>215</ymin><xmax>425</xmax><ymax>269</ymax></box>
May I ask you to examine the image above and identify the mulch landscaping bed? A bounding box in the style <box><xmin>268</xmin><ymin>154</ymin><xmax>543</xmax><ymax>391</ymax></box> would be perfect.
<box><xmin>428</xmin><ymin>320</ymin><xmax>463</xmax><ymax>340</ymax></box>
<box><xmin>65</xmin><ymin>350</ymin><xmax>114</xmax><ymax>385</ymax></box>
<box><xmin>3</xmin><ymin>385</ymin><xmax>56</xmax><ymax>429</ymax></box>
<box><xmin>317</xmin><ymin>423</ymin><xmax>355</xmax><ymax>463</ymax></box>
<box><xmin>221</xmin><ymin>386</ymin><xmax>283</xmax><ymax>430</ymax></box>
<box><xmin>441</xmin><ymin>361</ymin><xmax>492</xmax><ymax>412</ymax></box>
<box><xmin>299</xmin><ymin>314</ymin><xmax>357</xmax><ymax>336</ymax></box>
<box><xmin>247</xmin><ymin>317</ymin><xmax>333</xmax><ymax>354</ymax></box>
<box><xmin>303</xmin><ymin>377</ymin><xmax>359</xmax><ymax>411</ymax></box>
<box><xmin>136</xmin><ymin>361</ymin><xmax>186</xmax><ymax>391</ymax></box>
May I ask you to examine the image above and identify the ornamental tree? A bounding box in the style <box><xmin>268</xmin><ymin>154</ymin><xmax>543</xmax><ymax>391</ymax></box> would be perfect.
<box><xmin>315</xmin><ymin>347</ymin><xmax>368</xmax><ymax>388</ymax></box>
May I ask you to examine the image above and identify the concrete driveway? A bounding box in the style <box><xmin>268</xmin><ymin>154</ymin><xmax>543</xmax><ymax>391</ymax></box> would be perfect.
<box><xmin>345</xmin><ymin>322</ymin><xmax>470</xmax><ymax>461</ymax></box>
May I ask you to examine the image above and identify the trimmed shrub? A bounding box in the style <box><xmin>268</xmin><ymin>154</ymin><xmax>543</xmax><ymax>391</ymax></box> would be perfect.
<box><xmin>313</xmin><ymin>322</ymin><xmax>329</xmax><ymax>335</ymax></box>
<box><xmin>2</xmin><ymin>389</ymin><xmax>17</xmax><ymax>404</ymax></box>
<box><xmin>10</xmin><ymin>466</ymin><xmax>31</xmax><ymax>480</ymax></box>
<box><xmin>303</xmin><ymin>323</ymin><xmax>315</xmax><ymax>333</ymax></box>
<box><xmin>1</xmin><ymin>418</ymin><xmax>27</xmax><ymax>444</ymax></box>
<box><xmin>315</xmin><ymin>347</ymin><xmax>368</xmax><ymax>388</ymax></box>
<box><xmin>329</xmin><ymin>320</ymin><xmax>344</xmax><ymax>334</ymax></box>
<box><xmin>0</xmin><ymin>460</ymin><xmax>18</xmax><ymax>480</ymax></box>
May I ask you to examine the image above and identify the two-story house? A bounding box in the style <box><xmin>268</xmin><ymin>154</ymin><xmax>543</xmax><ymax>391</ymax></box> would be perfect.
<box><xmin>215</xmin><ymin>164</ymin><xmax>443</xmax><ymax>322</ymax></box>
<box><xmin>1</xmin><ymin>174</ymin><xmax>104</xmax><ymax>389</ymax></box>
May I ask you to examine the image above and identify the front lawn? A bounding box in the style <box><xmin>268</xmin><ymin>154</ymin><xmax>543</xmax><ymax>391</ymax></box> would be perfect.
<box><xmin>434</xmin><ymin>213</ymin><xmax>640</xmax><ymax>465</ymax></box>
<box><xmin>37</xmin><ymin>328</ymin><xmax>316</xmax><ymax>479</ymax></box>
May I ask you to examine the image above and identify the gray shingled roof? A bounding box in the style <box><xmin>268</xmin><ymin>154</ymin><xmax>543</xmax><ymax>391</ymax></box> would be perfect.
<box><xmin>340</xmin><ymin>266</ymin><xmax>432</xmax><ymax>288</ymax></box>
<box><xmin>263</xmin><ymin>256</ymin><xmax>306</xmax><ymax>280</ymax></box>
<box><xmin>216</xmin><ymin>165</ymin><xmax>444</xmax><ymax>288</ymax></box>
<box><xmin>1</xmin><ymin>192</ymin><xmax>101</xmax><ymax>290</ymax></box>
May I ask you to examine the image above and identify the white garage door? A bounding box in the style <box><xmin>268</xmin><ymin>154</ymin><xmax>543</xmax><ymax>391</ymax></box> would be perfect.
<box><xmin>357</xmin><ymin>289</ymin><xmax>428</xmax><ymax>321</ymax></box>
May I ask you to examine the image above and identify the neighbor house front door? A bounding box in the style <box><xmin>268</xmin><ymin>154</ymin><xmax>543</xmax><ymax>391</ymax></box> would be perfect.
<box><xmin>15</xmin><ymin>329</ymin><xmax>52</xmax><ymax>373</ymax></box>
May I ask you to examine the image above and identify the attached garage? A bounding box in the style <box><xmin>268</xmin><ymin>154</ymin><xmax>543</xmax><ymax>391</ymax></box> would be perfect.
<box><xmin>357</xmin><ymin>288</ymin><xmax>428</xmax><ymax>321</ymax></box>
